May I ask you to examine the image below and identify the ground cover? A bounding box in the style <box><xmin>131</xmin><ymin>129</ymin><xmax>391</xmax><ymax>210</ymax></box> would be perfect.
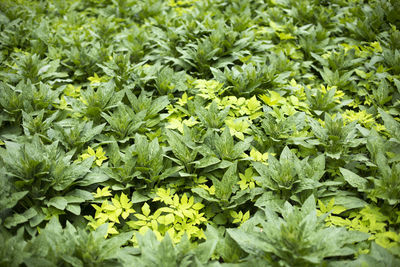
<box><xmin>1</xmin><ymin>0</ymin><xmax>400</xmax><ymax>266</ymax></box>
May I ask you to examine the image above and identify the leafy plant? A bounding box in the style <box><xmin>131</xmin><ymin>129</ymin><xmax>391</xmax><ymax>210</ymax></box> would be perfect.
<box><xmin>252</xmin><ymin>108</ymin><xmax>308</xmax><ymax>151</ymax></box>
<box><xmin>125</xmin><ymin>89</ymin><xmax>169</xmax><ymax>131</ymax></box>
<box><xmin>1</xmin><ymin>136</ymin><xmax>96</xmax><ymax>230</ymax></box>
<box><xmin>0</xmin><ymin>52</ymin><xmax>68</xmax><ymax>85</ymax></box>
<box><xmin>195</xmin><ymin>100</ymin><xmax>230</xmax><ymax>130</ymax></box>
<box><xmin>0</xmin><ymin>80</ymin><xmax>62</xmax><ymax>123</ymax></box>
<box><xmin>320</xmin><ymin>199</ymin><xmax>400</xmax><ymax>254</ymax></box>
<box><xmin>227</xmin><ymin>195</ymin><xmax>369</xmax><ymax>266</ymax></box>
<box><xmin>101</xmin><ymin>104</ymin><xmax>146</xmax><ymax>141</ymax></box>
<box><xmin>0</xmin><ymin>227</ymin><xmax>30</xmax><ymax>267</ymax></box>
<box><xmin>74</xmin><ymin>80</ymin><xmax>124</xmax><ymax>122</ymax></box>
<box><xmin>27</xmin><ymin>217</ymin><xmax>133</xmax><ymax>266</ymax></box>
<box><xmin>130</xmin><ymin>224</ymin><xmax>220</xmax><ymax>267</ymax></box>
<box><xmin>85</xmin><ymin>191</ymin><xmax>135</xmax><ymax>236</ymax></box>
<box><xmin>48</xmin><ymin>119</ymin><xmax>105</xmax><ymax>151</ymax></box>
<box><xmin>129</xmin><ymin>189</ymin><xmax>207</xmax><ymax>243</ymax></box>
<box><xmin>204</xmin><ymin>127</ymin><xmax>251</xmax><ymax>162</ymax></box>
<box><xmin>309</xmin><ymin>113</ymin><xmax>363</xmax><ymax>159</ymax></box>
<box><xmin>253</xmin><ymin>146</ymin><xmax>326</xmax><ymax>202</ymax></box>
<box><xmin>105</xmin><ymin>134</ymin><xmax>180</xmax><ymax>188</ymax></box>
<box><xmin>1</xmin><ymin>0</ymin><xmax>400</xmax><ymax>264</ymax></box>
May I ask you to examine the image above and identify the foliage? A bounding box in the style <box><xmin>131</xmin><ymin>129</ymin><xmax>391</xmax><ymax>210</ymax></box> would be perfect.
<box><xmin>228</xmin><ymin>195</ymin><xmax>369</xmax><ymax>266</ymax></box>
<box><xmin>1</xmin><ymin>0</ymin><xmax>400</xmax><ymax>265</ymax></box>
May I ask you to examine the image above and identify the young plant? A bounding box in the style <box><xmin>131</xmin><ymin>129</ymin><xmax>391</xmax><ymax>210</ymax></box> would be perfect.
<box><xmin>48</xmin><ymin>119</ymin><xmax>105</xmax><ymax>151</ymax></box>
<box><xmin>125</xmin><ymin>89</ymin><xmax>170</xmax><ymax>130</ymax></box>
<box><xmin>105</xmin><ymin>134</ymin><xmax>181</xmax><ymax>188</ymax></box>
<box><xmin>101</xmin><ymin>104</ymin><xmax>146</xmax><ymax>141</ymax></box>
<box><xmin>309</xmin><ymin>113</ymin><xmax>363</xmax><ymax>159</ymax></box>
<box><xmin>227</xmin><ymin>195</ymin><xmax>369</xmax><ymax>266</ymax></box>
<box><xmin>128</xmin><ymin>189</ymin><xmax>207</xmax><ymax>243</ymax></box>
<box><xmin>204</xmin><ymin>126</ymin><xmax>252</xmax><ymax>162</ymax></box>
<box><xmin>75</xmin><ymin>80</ymin><xmax>124</xmax><ymax>122</ymax></box>
<box><xmin>1</xmin><ymin>135</ymin><xmax>96</xmax><ymax>230</ymax></box>
<box><xmin>253</xmin><ymin>146</ymin><xmax>326</xmax><ymax>201</ymax></box>
<box><xmin>27</xmin><ymin>217</ymin><xmax>133</xmax><ymax>266</ymax></box>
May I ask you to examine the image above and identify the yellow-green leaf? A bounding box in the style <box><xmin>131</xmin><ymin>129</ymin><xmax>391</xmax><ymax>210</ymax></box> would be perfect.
<box><xmin>93</xmin><ymin>187</ymin><xmax>112</xmax><ymax>198</ymax></box>
<box><xmin>142</xmin><ymin>203</ymin><xmax>151</xmax><ymax>217</ymax></box>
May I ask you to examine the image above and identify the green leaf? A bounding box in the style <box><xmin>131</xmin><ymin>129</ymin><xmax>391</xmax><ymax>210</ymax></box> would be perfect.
<box><xmin>194</xmin><ymin>156</ymin><xmax>221</xmax><ymax>168</ymax></box>
<box><xmin>77</xmin><ymin>169</ymin><xmax>109</xmax><ymax>186</ymax></box>
<box><xmin>212</xmin><ymin>162</ymin><xmax>238</xmax><ymax>201</ymax></box>
<box><xmin>0</xmin><ymin>190</ymin><xmax>28</xmax><ymax>211</ymax></box>
<box><xmin>142</xmin><ymin>203</ymin><xmax>151</xmax><ymax>217</ymax></box>
<box><xmin>47</xmin><ymin>196</ymin><xmax>68</xmax><ymax>210</ymax></box>
<box><xmin>194</xmin><ymin>225</ymin><xmax>219</xmax><ymax>263</ymax></box>
<box><xmin>66</xmin><ymin>204</ymin><xmax>81</xmax><ymax>215</ymax></box>
<box><xmin>339</xmin><ymin>168</ymin><xmax>368</xmax><ymax>192</ymax></box>
<box><xmin>226</xmin><ymin>228</ymin><xmax>267</xmax><ymax>256</ymax></box>
<box><xmin>333</xmin><ymin>196</ymin><xmax>367</xmax><ymax>210</ymax></box>
<box><xmin>131</xmin><ymin>191</ymin><xmax>151</xmax><ymax>204</ymax></box>
<box><xmin>191</xmin><ymin>188</ymin><xmax>219</xmax><ymax>203</ymax></box>
<box><xmin>353</xmin><ymin>242</ymin><xmax>400</xmax><ymax>266</ymax></box>
<box><xmin>379</xmin><ymin>108</ymin><xmax>400</xmax><ymax>142</ymax></box>
<box><xmin>4</xmin><ymin>207</ymin><xmax>37</xmax><ymax>228</ymax></box>
<box><xmin>165</xmin><ymin>129</ymin><xmax>195</xmax><ymax>164</ymax></box>
<box><xmin>147</xmin><ymin>95</ymin><xmax>169</xmax><ymax>118</ymax></box>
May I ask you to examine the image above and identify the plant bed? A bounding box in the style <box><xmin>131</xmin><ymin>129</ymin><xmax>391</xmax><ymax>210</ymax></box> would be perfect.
<box><xmin>1</xmin><ymin>0</ymin><xmax>400</xmax><ymax>266</ymax></box>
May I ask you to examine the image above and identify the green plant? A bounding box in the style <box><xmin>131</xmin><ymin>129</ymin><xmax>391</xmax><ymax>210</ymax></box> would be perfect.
<box><xmin>309</xmin><ymin>113</ymin><xmax>363</xmax><ymax>159</ymax></box>
<box><xmin>318</xmin><ymin>198</ymin><xmax>400</xmax><ymax>256</ymax></box>
<box><xmin>1</xmin><ymin>135</ymin><xmax>97</xmax><ymax>230</ymax></box>
<box><xmin>227</xmin><ymin>195</ymin><xmax>369</xmax><ymax>266</ymax></box>
<box><xmin>1</xmin><ymin>0</ymin><xmax>400</xmax><ymax>264</ymax></box>
<box><xmin>129</xmin><ymin>189</ymin><xmax>207</xmax><ymax>243</ymax></box>
<box><xmin>27</xmin><ymin>217</ymin><xmax>133</xmax><ymax>266</ymax></box>
<box><xmin>204</xmin><ymin>127</ymin><xmax>251</xmax><ymax>162</ymax></box>
<box><xmin>253</xmin><ymin>146</ymin><xmax>326</xmax><ymax>202</ymax></box>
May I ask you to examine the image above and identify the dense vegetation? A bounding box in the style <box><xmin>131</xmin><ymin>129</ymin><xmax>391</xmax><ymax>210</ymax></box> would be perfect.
<box><xmin>1</xmin><ymin>0</ymin><xmax>400</xmax><ymax>266</ymax></box>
